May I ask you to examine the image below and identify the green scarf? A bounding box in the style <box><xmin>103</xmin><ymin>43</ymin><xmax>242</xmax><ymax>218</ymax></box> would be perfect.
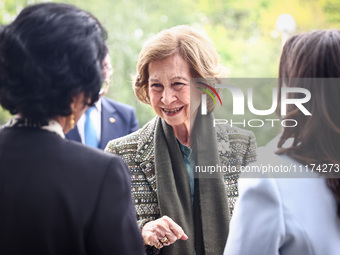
<box><xmin>154</xmin><ymin>113</ymin><xmax>229</xmax><ymax>255</ymax></box>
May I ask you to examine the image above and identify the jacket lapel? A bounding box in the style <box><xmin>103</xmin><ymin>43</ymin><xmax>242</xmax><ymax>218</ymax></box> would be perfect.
<box><xmin>100</xmin><ymin>98</ymin><xmax>117</xmax><ymax>149</ymax></box>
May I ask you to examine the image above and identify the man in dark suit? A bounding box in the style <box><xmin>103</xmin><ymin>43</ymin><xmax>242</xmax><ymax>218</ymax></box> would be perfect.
<box><xmin>66</xmin><ymin>54</ymin><xmax>139</xmax><ymax>149</ymax></box>
<box><xmin>66</xmin><ymin>97</ymin><xmax>139</xmax><ymax>149</ymax></box>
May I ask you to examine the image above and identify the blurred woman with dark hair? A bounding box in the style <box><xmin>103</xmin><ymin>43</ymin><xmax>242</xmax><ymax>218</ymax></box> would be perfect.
<box><xmin>0</xmin><ymin>3</ymin><xmax>144</xmax><ymax>254</ymax></box>
<box><xmin>224</xmin><ymin>30</ymin><xmax>340</xmax><ymax>255</ymax></box>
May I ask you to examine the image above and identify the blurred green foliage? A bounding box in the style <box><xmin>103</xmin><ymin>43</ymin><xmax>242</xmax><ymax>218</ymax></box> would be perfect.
<box><xmin>1</xmin><ymin>0</ymin><xmax>339</xmax><ymax>145</ymax></box>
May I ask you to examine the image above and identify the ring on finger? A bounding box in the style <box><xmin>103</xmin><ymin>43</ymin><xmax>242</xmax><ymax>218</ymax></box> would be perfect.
<box><xmin>155</xmin><ymin>241</ymin><xmax>162</xmax><ymax>249</ymax></box>
<box><xmin>159</xmin><ymin>236</ymin><xmax>169</xmax><ymax>243</ymax></box>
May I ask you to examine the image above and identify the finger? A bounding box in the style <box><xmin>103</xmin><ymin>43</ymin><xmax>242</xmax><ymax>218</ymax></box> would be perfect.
<box><xmin>148</xmin><ymin>233</ymin><xmax>165</xmax><ymax>247</ymax></box>
<box><xmin>159</xmin><ymin>236</ymin><xmax>169</xmax><ymax>243</ymax></box>
<box><xmin>180</xmin><ymin>233</ymin><xmax>189</xmax><ymax>240</ymax></box>
<box><xmin>162</xmin><ymin>230</ymin><xmax>178</xmax><ymax>244</ymax></box>
<box><xmin>151</xmin><ymin>225</ymin><xmax>167</xmax><ymax>239</ymax></box>
<box><xmin>142</xmin><ymin>221</ymin><xmax>166</xmax><ymax>245</ymax></box>
<box><xmin>144</xmin><ymin>234</ymin><xmax>159</xmax><ymax>247</ymax></box>
<box><xmin>143</xmin><ymin>217</ymin><xmax>188</xmax><ymax>248</ymax></box>
<box><xmin>168</xmin><ymin>223</ymin><xmax>186</xmax><ymax>240</ymax></box>
<box><xmin>155</xmin><ymin>241</ymin><xmax>163</xmax><ymax>249</ymax></box>
<box><xmin>161</xmin><ymin>216</ymin><xmax>188</xmax><ymax>241</ymax></box>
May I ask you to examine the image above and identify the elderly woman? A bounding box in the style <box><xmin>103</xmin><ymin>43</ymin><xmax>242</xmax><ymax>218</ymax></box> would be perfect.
<box><xmin>105</xmin><ymin>25</ymin><xmax>256</xmax><ymax>255</ymax></box>
<box><xmin>0</xmin><ymin>3</ymin><xmax>144</xmax><ymax>254</ymax></box>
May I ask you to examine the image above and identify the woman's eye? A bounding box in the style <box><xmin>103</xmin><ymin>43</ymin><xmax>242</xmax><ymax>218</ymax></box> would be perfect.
<box><xmin>150</xmin><ymin>83</ymin><xmax>163</xmax><ymax>91</ymax></box>
<box><xmin>172</xmin><ymin>82</ymin><xmax>185</xmax><ymax>90</ymax></box>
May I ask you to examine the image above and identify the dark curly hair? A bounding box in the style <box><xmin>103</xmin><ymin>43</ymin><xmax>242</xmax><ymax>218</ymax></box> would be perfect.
<box><xmin>0</xmin><ymin>3</ymin><xmax>108</xmax><ymax>120</ymax></box>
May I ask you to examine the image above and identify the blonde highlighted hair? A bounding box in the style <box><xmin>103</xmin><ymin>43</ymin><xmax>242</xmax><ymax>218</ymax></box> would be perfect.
<box><xmin>133</xmin><ymin>25</ymin><xmax>229</xmax><ymax>112</ymax></box>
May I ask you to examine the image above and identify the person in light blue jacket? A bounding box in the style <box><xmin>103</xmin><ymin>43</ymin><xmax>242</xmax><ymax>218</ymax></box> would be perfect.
<box><xmin>224</xmin><ymin>30</ymin><xmax>340</xmax><ymax>255</ymax></box>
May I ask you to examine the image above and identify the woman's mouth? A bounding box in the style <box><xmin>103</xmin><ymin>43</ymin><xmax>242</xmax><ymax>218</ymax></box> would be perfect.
<box><xmin>162</xmin><ymin>106</ymin><xmax>184</xmax><ymax>115</ymax></box>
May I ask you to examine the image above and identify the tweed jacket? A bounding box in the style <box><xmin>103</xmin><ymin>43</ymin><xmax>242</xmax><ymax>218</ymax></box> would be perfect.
<box><xmin>105</xmin><ymin>116</ymin><xmax>257</xmax><ymax>229</ymax></box>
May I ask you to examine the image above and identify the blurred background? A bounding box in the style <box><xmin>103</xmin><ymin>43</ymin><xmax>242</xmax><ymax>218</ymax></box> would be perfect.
<box><xmin>1</xmin><ymin>0</ymin><xmax>339</xmax><ymax>145</ymax></box>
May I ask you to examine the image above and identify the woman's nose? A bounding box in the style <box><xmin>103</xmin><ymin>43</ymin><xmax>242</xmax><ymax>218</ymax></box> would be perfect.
<box><xmin>161</xmin><ymin>87</ymin><xmax>177</xmax><ymax>105</ymax></box>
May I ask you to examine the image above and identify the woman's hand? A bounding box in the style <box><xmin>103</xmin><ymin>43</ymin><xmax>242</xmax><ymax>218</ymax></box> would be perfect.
<box><xmin>142</xmin><ymin>216</ymin><xmax>188</xmax><ymax>249</ymax></box>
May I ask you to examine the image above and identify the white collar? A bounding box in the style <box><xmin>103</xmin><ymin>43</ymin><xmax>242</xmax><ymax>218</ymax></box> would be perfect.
<box><xmin>3</xmin><ymin>117</ymin><xmax>65</xmax><ymax>138</ymax></box>
<box><xmin>94</xmin><ymin>98</ymin><xmax>102</xmax><ymax>112</ymax></box>
<box><xmin>41</xmin><ymin>119</ymin><xmax>65</xmax><ymax>138</ymax></box>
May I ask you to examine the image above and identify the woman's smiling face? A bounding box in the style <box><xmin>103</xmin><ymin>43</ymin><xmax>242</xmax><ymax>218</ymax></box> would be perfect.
<box><xmin>148</xmin><ymin>54</ymin><xmax>193</xmax><ymax>129</ymax></box>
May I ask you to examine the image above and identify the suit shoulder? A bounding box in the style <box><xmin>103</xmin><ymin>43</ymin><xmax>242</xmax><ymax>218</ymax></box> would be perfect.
<box><xmin>106</xmin><ymin>129</ymin><xmax>140</xmax><ymax>153</ymax></box>
<box><xmin>65</xmin><ymin>139</ymin><xmax>122</xmax><ymax>163</ymax></box>
<box><xmin>51</xmin><ymin>139</ymin><xmax>128</xmax><ymax>184</ymax></box>
<box><xmin>102</xmin><ymin>97</ymin><xmax>135</xmax><ymax>112</ymax></box>
<box><xmin>105</xmin><ymin>116</ymin><xmax>158</xmax><ymax>153</ymax></box>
